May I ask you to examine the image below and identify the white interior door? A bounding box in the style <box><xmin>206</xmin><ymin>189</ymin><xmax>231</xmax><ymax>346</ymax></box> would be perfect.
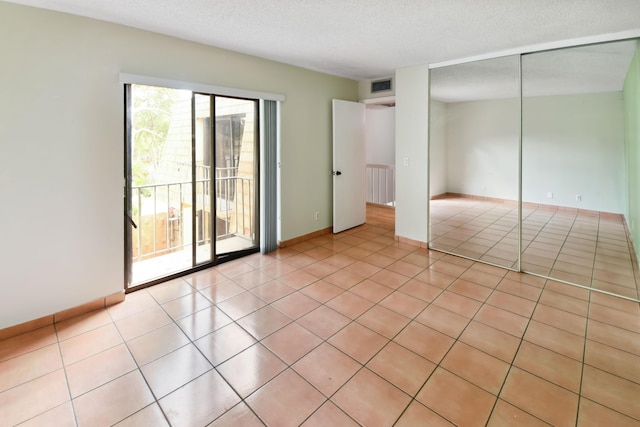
<box><xmin>333</xmin><ymin>99</ymin><xmax>366</xmax><ymax>233</ymax></box>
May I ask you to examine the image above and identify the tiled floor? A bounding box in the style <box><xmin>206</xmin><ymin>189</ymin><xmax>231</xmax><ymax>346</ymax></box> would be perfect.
<box><xmin>2</xmin><ymin>205</ymin><xmax>640</xmax><ymax>426</ymax></box>
<box><xmin>431</xmin><ymin>196</ymin><xmax>640</xmax><ymax>300</ymax></box>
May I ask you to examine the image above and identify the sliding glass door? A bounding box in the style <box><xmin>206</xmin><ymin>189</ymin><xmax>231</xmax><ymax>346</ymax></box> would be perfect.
<box><xmin>125</xmin><ymin>85</ymin><xmax>259</xmax><ymax>290</ymax></box>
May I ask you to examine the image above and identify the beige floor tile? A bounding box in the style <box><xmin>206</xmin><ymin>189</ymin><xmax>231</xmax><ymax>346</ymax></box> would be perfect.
<box><xmin>198</xmin><ymin>280</ymin><xmax>245</xmax><ymax>304</ymax></box>
<box><xmin>299</xmin><ymin>279</ymin><xmax>344</xmax><ymax>303</ymax></box>
<box><xmin>379</xmin><ymin>291</ymin><xmax>428</xmax><ymax>317</ymax></box>
<box><xmin>236</xmin><ymin>305</ymin><xmax>291</xmax><ymax>340</ymax></box>
<box><xmin>441</xmin><ymin>341</ymin><xmax>510</xmax><ymax>395</ymax></box>
<box><xmin>18</xmin><ymin>401</ymin><xmax>77</xmax><ymax>427</ymax></box>
<box><xmin>261</xmin><ymin>322</ymin><xmax>320</xmax><ymax>364</ymax></box>
<box><xmin>208</xmin><ymin>402</ymin><xmax>264</xmax><ymax>427</ymax></box>
<box><xmin>584</xmin><ymin>339</ymin><xmax>640</xmax><ymax>385</ymax></box>
<box><xmin>0</xmin><ymin>326</ymin><xmax>57</xmax><ymax>363</ymax></box>
<box><xmin>367</xmin><ymin>341</ymin><xmax>435</xmax><ymax>396</ymax></box>
<box><xmin>278</xmin><ymin>269</ymin><xmax>318</xmax><ymax>290</ymax></box>
<box><xmin>577</xmin><ymin>398</ymin><xmax>640</xmax><ymax>427</ymax></box>
<box><xmin>394</xmin><ymin>321</ymin><xmax>454</xmax><ymax>364</ymax></box>
<box><xmin>55</xmin><ymin>309</ymin><xmax>113</xmax><ymax>341</ymax></box>
<box><xmin>349</xmin><ymin>279</ymin><xmax>394</xmax><ymax>302</ymax></box>
<box><xmin>184</xmin><ymin>268</ymin><xmax>230</xmax><ymax>290</ymax></box>
<box><xmin>107</xmin><ymin>289</ymin><xmax>158</xmax><ymax>321</ymax></box>
<box><xmin>473</xmin><ymin>304</ymin><xmax>528</xmax><ymax>337</ymax></box>
<box><xmin>395</xmin><ymin>400</ymin><xmax>455</xmax><ymax>427</ymax></box>
<box><xmin>332</xmin><ymin>368</ymin><xmax>411</xmax><ymax>426</ymax></box>
<box><xmin>514</xmin><ymin>341</ymin><xmax>583</xmax><ymax>393</ymax></box>
<box><xmin>232</xmin><ymin>269</ymin><xmax>276</xmax><ymax>290</ymax></box>
<box><xmin>487</xmin><ymin>399</ymin><xmax>550</xmax><ymax>427</ymax></box>
<box><xmin>216</xmin><ymin>291</ymin><xmax>267</xmax><ymax>320</ymax></box>
<box><xmin>356</xmin><ymin>305</ymin><xmax>411</xmax><ymax>338</ymax></box>
<box><xmin>0</xmin><ymin>343</ymin><xmax>62</xmax><ymax>393</ymax></box>
<box><xmin>588</xmin><ymin>303</ymin><xmax>640</xmax><ymax>333</ymax></box>
<box><xmin>293</xmin><ymin>342</ymin><xmax>361</xmax><ymax>397</ymax></box>
<box><xmin>417</xmin><ymin>367</ymin><xmax>496</xmax><ymax>427</ymax></box>
<box><xmin>301</xmin><ymin>401</ymin><xmax>359</xmax><ymax>426</ymax></box>
<box><xmin>328</xmin><ymin>322</ymin><xmax>388</xmax><ymax>364</ymax></box>
<box><xmin>0</xmin><ymin>369</ymin><xmax>69</xmax><ymax>427</ymax></box>
<box><xmin>59</xmin><ymin>323</ymin><xmax>123</xmax><ymax>365</ymax></box>
<box><xmin>539</xmin><ymin>290</ymin><xmax>589</xmax><ymax>316</ymax></box>
<box><xmin>271</xmin><ymin>292</ymin><xmax>320</xmax><ymax>320</ymax></box>
<box><xmin>246</xmin><ymin>369</ymin><xmax>325</xmax><ymax>427</ymax></box>
<box><xmin>73</xmin><ymin>370</ymin><xmax>154</xmax><ymax>427</ymax></box>
<box><xmin>433</xmin><ymin>290</ymin><xmax>483</xmax><ymax>318</ymax></box>
<box><xmin>126</xmin><ymin>322</ymin><xmax>190</xmax><ymax>366</ymax></box>
<box><xmin>140</xmin><ymin>343</ymin><xmax>212</xmax><ymax>398</ymax></box>
<box><xmin>159</xmin><ymin>369</ymin><xmax>240</xmax><ymax>426</ymax></box>
<box><xmin>581</xmin><ymin>365</ymin><xmax>640</xmax><ymax>420</ymax></box>
<box><xmin>146</xmin><ymin>278</ymin><xmax>195</xmax><ymax>304</ymax></box>
<box><xmin>218</xmin><ymin>343</ymin><xmax>286</xmax><ymax>397</ymax></box>
<box><xmin>495</xmin><ymin>278</ymin><xmax>542</xmax><ymax>301</ymax></box>
<box><xmin>194</xmin><ymin>322</ymin><xmax>256</xmax><ymax>366</ymax></box>
<box><xmin>113</xmin><ymin>403</ymin><xmax>169</xmax><ymax>427</ymax></box>
<box><xmin>216</xmin><ymin>259</ymin><xmax>255</xmax><ymax>278</ymax></box>
<box><xmin>161</xmin><ymin>292</ymin><xmax>212</xmax><ymax>320</ymax></box>
<box><xmin>500</xmin><ymin>367</ymin><xmax>578</xmax><ymax>427</ymax></box>
<box><xmin>115</xmin><ymin>305</ymin><xmax>173</xmax><ymax>341</ymax></box>
<box><xmin>249</xmin><ymin>279</ymin><xmax>295</xmax><ymax>303</ymax></box>
<box><xmin>174</xmin><ymin>305</ymin><xmax>233</xmax><ymax>341</ymax></box>
<box><xmin>297</xmin><ymin>305</ymin><xmax>351</xmax><ymax>339</ymax></box>
<box><xmin>532</xmin><ymin>303</ymin><xmax>587</xmax><ymax>336</ymax></box>
<box><xmin>66</xmin><ymin>343</ymin><xmax>136</xmax><ymax>398</ymax></box>
<box><xmin>524</xmin><ymin>320</ymin><xmax>585</xmax><ymax>361</ymax></box>
<box><xmin>487</xmin><ymin>291</ymin><xmax>536</xmax><ymax>317</ymax></box>
<box><xmin>415</xmin><ymin>304</ymin><xmax>471</xmax><ymax>338</ymax></box>
<box><xmin>460</xmin><ymin>321</ymin><xmax>521</xmax><ymax>363</ymax></box>
<box><xmin>398</xmin><ymin>278</ymin><xmax>443</xmax><ymax>302</ymax></box>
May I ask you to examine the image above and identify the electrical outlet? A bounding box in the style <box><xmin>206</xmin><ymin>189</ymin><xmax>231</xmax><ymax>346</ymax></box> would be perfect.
<box><xmin>547</xmin><ymin>192</ymin><xmax>553</xmax><ymax>199</ymax></box>
<box><xmin>576</xmin><ymin>194</ymin><xmax>582</xmax><ymax>202</ymax></box>
<box><xmin>315</xmin><ymin>211</ymin><xmax>320</xmax><ymax>220</ymax></box>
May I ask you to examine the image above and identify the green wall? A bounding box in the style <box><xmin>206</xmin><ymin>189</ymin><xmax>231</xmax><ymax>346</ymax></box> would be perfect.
<box><xmin>623</xmin><ymin>41</ymin><xmax>640</xmax><ymax>262</ymax></box>
<box><xmin>0</xmin><ymin>1</ymin><xmax>357</xmax><ymax>328</ymax></box>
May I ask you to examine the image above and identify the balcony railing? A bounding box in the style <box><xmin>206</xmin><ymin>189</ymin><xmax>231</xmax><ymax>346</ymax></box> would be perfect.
<box><xmin>131</xmin><ymin>168</ymin><xmax>253</xmax><ymax>262</ymax></box>
<box><xmin>366</xmin><ymin>163</ymin><xmax>395</xmax><ymax>206</ymax></box>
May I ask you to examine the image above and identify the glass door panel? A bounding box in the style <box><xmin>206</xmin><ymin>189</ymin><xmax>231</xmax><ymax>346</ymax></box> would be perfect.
<box><xmin>128</xmin><ymin>85</ymin><xmax>195</xmax><ymax>285</ymax></box>
<box><xmin>429</xmin><ymin>55</ymin><xmax>520</xmax><ymax>269</ymax></box>
<box><xmin>214</xmin><ymin>97</ymin><xmax>259</xmax><ymax>257</ymax></box>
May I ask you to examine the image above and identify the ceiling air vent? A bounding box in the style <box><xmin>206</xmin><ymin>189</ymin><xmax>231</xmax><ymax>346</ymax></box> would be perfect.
<box><xmin>371</xmin><ymin>78</ymin><xmax>392</xmax><ymax>93</ymax></box>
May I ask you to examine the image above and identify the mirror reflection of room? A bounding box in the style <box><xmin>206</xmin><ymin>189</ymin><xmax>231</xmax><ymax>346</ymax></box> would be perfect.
<box><xmin>429</xmin><ymin>55</ymin><xmax>520</xmax><ymax>271</ymax></box>
<box><xmin>429</xmin><ymin>39</ymin><xmax>640</xmax><ymax>300</ymax></box>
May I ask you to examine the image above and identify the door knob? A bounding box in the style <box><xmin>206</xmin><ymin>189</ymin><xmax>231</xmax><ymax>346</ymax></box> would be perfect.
<box><xmin>333</xmin><ymin>171</ymin><xmax>342</xmax><ymax>176</ymax></box>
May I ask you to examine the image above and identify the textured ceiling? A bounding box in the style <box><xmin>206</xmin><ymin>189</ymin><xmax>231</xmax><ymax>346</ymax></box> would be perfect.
<box><xmin>5</xmin><ymin>0</ymin><xmax>640</xmax><ymax>80</ymax></box>
<box><xmin>431</xmin><ymin>40</ymin><xmax>638</xmax><ymax>102</ymax></box>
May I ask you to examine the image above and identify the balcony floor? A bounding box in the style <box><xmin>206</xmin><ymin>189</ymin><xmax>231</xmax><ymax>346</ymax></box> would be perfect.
<box><xmin>132</xmin><ymin>235</ymin><xmax>256</xmax><ymax>285</ymax></box>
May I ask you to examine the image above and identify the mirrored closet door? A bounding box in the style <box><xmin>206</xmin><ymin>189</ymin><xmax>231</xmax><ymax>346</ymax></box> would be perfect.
<box><xmin>428</xmin><ymin>38</ymin><xmax>640</xmax><ymax>301</ymax></box>
<box><xmin>429</xmin><ymin>55</ymin><xmax>520</xmax><ymax>270</ymax></box>
<box><xmin>521</xmin><ymin>40</ymin><xmax>640</xmax><ymax>299</ymax></box>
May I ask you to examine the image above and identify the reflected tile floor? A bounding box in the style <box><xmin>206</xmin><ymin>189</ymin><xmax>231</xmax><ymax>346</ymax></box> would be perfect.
<box><xmin>2</xmin><ymin>206</ymin><xmax>640</xmax><ymax>426</ymax></box>
<box><xmin>431</xmin><ymin>196</ymin><xmax>640</xmax><ymax>300</ymax></box>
